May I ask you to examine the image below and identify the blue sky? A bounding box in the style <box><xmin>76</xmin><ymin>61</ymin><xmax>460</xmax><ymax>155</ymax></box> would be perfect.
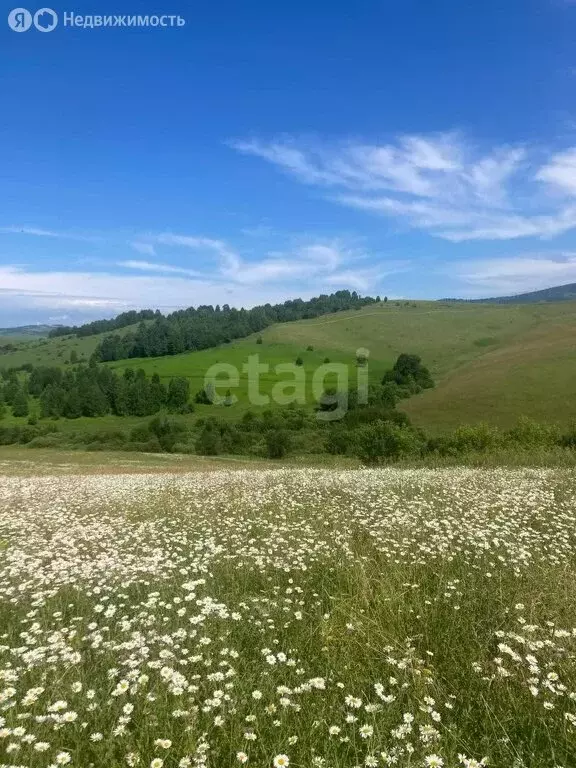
<box><xmin>3</xmin><ymin>0</ymin><xmax>576</xmax><ymax>325</ymax></box>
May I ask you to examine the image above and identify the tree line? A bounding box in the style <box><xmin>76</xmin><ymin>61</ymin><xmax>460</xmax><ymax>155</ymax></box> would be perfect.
<box><xmin>48</xmin><ymin>309</ymin><xmax>159</xmax><ymax>338</ymax></box>
<box><xmin>90</xmin><ymin>291</ymin><xmax>379</xmax><ymax>362</ymax></box>
<box><xmin>0</xmin><ymin>364</ymin><xmax>192</xmax><ymax>420</ymax></box>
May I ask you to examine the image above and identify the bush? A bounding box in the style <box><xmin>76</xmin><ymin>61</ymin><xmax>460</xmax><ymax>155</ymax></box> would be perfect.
<box><xmin>194</xmin><ymin>386</ymin><xmax>213</xmax><ymax>405</ymax></box>
<box><xmin>85</xmin><ymin>430</ymin><xmax>127</xmax><ymax>444</ymax></box>
<box><xmin>171</xmin><ymin>442</ymin><xmax>196</xmax><ymax>455</ymax></box>
<box><xmin>147</xmin><ymin>415</ymin><xmax>188</xmax><ymax>452</ymax></box>
<box><xmin>265</xmin><ymin>430</ymin><xmax>291</xmax><ymax>459</ymax></box>
<box><xmin>354</xmin><ymin>421</ymin><xmax>424</xmax><ymax>465</ymax></box>
<box><xmin>559</xmin><ymin>422</ymin><xmax>576</xmax><ymax>449</ymax></box>
<box><xmin>507</xmin><ymin>416</ymin><xmax>559</xmax><ymax>449</ymax></box>
<box><xmin>451</xmin><ymin>423</ymin><xmax>502</xmax><ymax>454</ymax></box>
<box><xmin>27</xmin><ymin>434</ymin><xmax>68</xmax><ymax>449</ymax></box>
<box><xmin>325</xmin><ymin>428</ymin><xmax>350</xmax><ymax>455</ymax></box>
<box><xmin>196</xmin><ymin>426</ymin><xmax>222</xmax><ymax>456</ymax></box>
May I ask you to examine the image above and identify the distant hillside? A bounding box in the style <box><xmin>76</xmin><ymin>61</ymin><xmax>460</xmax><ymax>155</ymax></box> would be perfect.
<box><xmin>108</xmin><ymin>300</ymin><xmax>576</xmax><ymax>430</ymax></box>
<box><xmin>0</xmin><ymin>324</ymin><xmax>57</xmax><ymax>337</ymax></box>
<box><xmin>4</xmin><ymin>299</ymin><xmax>576</xmax><ymax>432</ymax></box>
<box><xmin>443</xmin><ymin>283</ymin><xmax>576</xmax><ymax>304</ymax></box>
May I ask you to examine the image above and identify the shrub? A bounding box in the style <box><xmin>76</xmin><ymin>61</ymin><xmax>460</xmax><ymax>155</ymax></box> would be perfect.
<box><xmin>354</xmin><ymin>421</ymin><xmax>424</xmax><ymax>465</ymax></box>
<box><xmin>325</xmin><ymin>428</ymin><xmax>350</xmax><ymax>455</ymax></box>
<box><xmin>265</xmin><ymin>430</ymin><xmax>291</xmax><ymax>459</ymax></box>
<box><xmin>194</xmin><ymin>386</ymin><xmax>214</xmax><ymax>405</ymax></box>
<box><xmin>27</xmin><ymin>434</ymin><xmax>68</xmax><ymax>449</ymax></box>
<box><xmin>148</xmin><ymin>415</ymin><xmax>188</xmax><ymax>452</ymax></box>
<box><xmin>196</xmin><ymin>426</ymin><xmax>222</xmax><ymax>456</ymax></box>
<box><xmin>451</xmin><ymin>423</ymin><xmax>502</xmax><ymax>454</ymax></box>
<box><xmin>506</xmin><ymin>416</ymin><xmax>559</xmax><ymax>449</ymax></box>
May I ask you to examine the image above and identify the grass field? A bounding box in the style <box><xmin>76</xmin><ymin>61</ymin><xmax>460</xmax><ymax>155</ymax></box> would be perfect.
<box><xmin>1</xmin><ymin>466</ymin><xmax>575</xmax><ymax>767</ymax></box>
<box><xmin>3</xmin><ymin>300</ymin><xmax>576</xmax><ymax>431</ymax></box>
<box><xmin>403</xmin><ymin>315</ymin><xmax>576</xmax><ymax>432</ymax></box>
<box><xmin>0</xmin><ymin>323</ymin><xmax>142</xmax><ymax>369</ymax></box>
<box><xmin>104</xmin><ymin>300</ymin><xmax>576</xmax><ymax>428</ymax></box>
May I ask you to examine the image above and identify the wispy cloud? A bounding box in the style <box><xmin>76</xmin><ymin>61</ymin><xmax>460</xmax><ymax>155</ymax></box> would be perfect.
<box><xmin>0</xmin><ymin>229</ymin><xmax>398</xmax><ymax>323</ymax></box>
<box><xmin>0</xmin><ymin>226</ymin><xmax>99</xmax><ymax>242</ymax></box>
<box><xmin>149</xmin><ymin>233</ymin><xmax>236</xmax><ymax>259</ymax></box>
<box><xmin>0</xmin><ymin>265</ymin><xmax>332</xmax><ymax>319</ymax></box>
<box><xmin>129</xmin><ymin>241</ymin><xmax>157</xmax><ymax>257</ymax></box>
<box><xmin>118</xmin><ymin>260</ymin><xmax>206</xmax><ymax>278</ymax></box>
<box><xmin>231</xmin><ymin>133</ymin><xmax>576</xmax><ymax>242</ymax></box>
<box><xmin>449</xmin><ymin>251</ymin><xmax>576</xmax><ymax>295</ymax></box>
<box><xmin>127</xmin><ymin>232</ymin><xmax>398</xmax><ymax>290</ymax></box>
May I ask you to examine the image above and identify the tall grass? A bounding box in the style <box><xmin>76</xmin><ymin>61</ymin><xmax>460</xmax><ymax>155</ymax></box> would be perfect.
<box><xmin>0</xmin><ymin>467</ymin><xmax>575</xmax><ymax>767</ymax></box>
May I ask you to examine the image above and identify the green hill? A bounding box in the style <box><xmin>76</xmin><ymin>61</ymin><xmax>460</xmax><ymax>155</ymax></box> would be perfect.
<box><xmin>0</xmin><ymin>323</ymin><xmax>143</xmax><ymax>369</ymax></box>
<box><xmin>0</xmin><ymin>324</ymin><xmax>56</xmax><ymax>338</ymax></box>
<box><xmin>446</xmin><ymin>282</ymin><xmax>576</xmax><ymax>304</ymax></box>
<box><xmin>3</xmin><ymin>299</ymin><xmax>576</xmax><ymax>432</ymax></box>
<box><xmin>104</xmin><ymin>299</ymin><xmax>576</xmax><ymax>428</ymax></box>
<box><xmin>402</xmin><ymin>315</ymin><xmax>576</xmax><ymax>432</ymax></box>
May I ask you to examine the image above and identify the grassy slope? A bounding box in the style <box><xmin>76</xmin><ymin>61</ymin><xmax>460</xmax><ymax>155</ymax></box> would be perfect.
<box><xmin>403</xmin><ymin>314</ymin><xmax>576</xmax><ymax>431</ymax></box>
<box><xmin>3</xmin><ymin>300</ymin><xmax>576</xmax><ymax>431</ymax></box>
<box><xmin>108</xmin><ymin>300</ymin><xmax>576</xmax><ymax>427</ymax></box>
<box><xmin>0</xmin><ymin>323</ymin><xmax>142</xmax><ymax>369</ymax></box>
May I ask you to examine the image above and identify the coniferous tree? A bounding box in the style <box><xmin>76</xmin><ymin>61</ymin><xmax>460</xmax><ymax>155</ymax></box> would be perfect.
<box><xmin>63</xmin><ymin>388</ymin><xmax>83</xmax><ymax>419</ymax></box>
<box><xmin>12</xmin><ymin>389</ymin><xmax>29</xmax><ymax>417</ymax></box>
<box><xmin>3</xmin><ymin>374</ymin><xmax>20</xmax><ymax>405</ymax></box>
<box><xmin>167</xmin><ymin>377</ymin><xmax>190</xmax><ymax>413</ymax></box>
<box><xmin>150</xmin><ymin>373</ymin><xmax>167</xmax><ymax>412</ymax></box>
<box><xmin>196</xmin><ymin>424</ymin><xmax>221</xmax><ymax>455</ymax></box>
<box><xmin>40</xmin><ymin>385</ymin><xmax>67</xmax><ymax>418</ymax></box>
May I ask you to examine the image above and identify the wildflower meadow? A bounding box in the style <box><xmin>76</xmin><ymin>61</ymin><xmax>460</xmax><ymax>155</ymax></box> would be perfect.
<box><xmin>1</xmin><ymin>467</ymin><xmax>575</xmax><ymax>768</ymax></box>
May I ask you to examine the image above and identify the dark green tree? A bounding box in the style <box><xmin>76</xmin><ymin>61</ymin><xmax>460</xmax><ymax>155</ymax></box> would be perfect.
<box><xmin>196</xmin><ymin>425</ymin><xmax>221</xmax><ymax>455</ymax></box>
<box><xmin>149</xmin><ymin>373</ymin><xmax>167</xmax><ymax>412</ymax></box>
<box><xmin>12</xmin><ymin>389</ymin><xmax>29</xmax><ymax>418</ymax></box>
<box><xmin>325</xmin><ymin>428</ymin><xmax>349</xmax><ymax>455</ymax></box>
<box><xmin>167</xmin><ymin>377</ymin><xmax>190</xmax><ymax>413</ymax></box>
<box><xmin>40</xmin><ymin>385</ymin><xmax>67</xmax><ymax>418</ymax></box>
<box><xmin>265</xmin><ymin>430</ymin><xmax>291</xmax><ymax>459</ymax></box>
<box><xmin>63</xmin><ymin>388</ymin><xmax>83</xmax><ymax>419</ymax></box>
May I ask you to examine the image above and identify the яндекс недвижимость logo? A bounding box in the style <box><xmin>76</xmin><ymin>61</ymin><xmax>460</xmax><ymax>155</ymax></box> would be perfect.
<box><xmin>8</xmin><ymin>7</ymin><xmax>58</xmax><ymax>31</ymax></box>
<box><xmin>7</xmin><ymin>9</ymin><xmax>185</xmax><ymax>30</ymax></box>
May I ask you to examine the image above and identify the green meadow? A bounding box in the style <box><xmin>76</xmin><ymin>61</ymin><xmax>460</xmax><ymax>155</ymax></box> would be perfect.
<box><xmin>3</xmin><ymin>299</ymin><xmax>576</xmax><ymax>432</ymax></box>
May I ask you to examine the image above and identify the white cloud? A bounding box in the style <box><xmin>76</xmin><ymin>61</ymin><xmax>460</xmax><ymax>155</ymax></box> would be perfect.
<box><xmin>536</xmin><ymin>149</ymin><xmax>576</xmax><ymax>196</ymax></box>
<box><xmin>130</xmin><ymin>241</ymin><xmax>157</xmax><ymax>256</ymax></box>
<box><xmin>0</xmin><ymin>265</ymin><xmax>317</xmax><ymax>316</ymax></box>
<box><xmin>0</xmin><ymin>226</ymin><xmax>98</xmax><ymax>241</ymax></box>
<box><xmin>450</xmin><ymin>252</ymin><xmax>576</xmax><ymax>295</ymax></box>
<box><xmin>149</xmin><ymin>232</ymin><xmax>236</xmax><ymax>259</ymax></box>
<box><xmin>0</xmin><ymin>230</ymin><xmax>399</xmax><ymax>322</ymax></box>
<box><xmin>118</xmin><ymin>260</ymin><xmax>206</xmax><ymax>278</ymax></box>
<box><xmin>217</xmin><ymin>240</ymin><xmax>401</xmax><ymax>289</ymax></box>
<box><xmin>232</xmin><ymin>133</ymin><xmax>576</xmax><ymax>242</ymax></box>
<box><xmin>125</xmin><ymin>232</ymin><xmax>399</xmax><ymax>291</ymax></box>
